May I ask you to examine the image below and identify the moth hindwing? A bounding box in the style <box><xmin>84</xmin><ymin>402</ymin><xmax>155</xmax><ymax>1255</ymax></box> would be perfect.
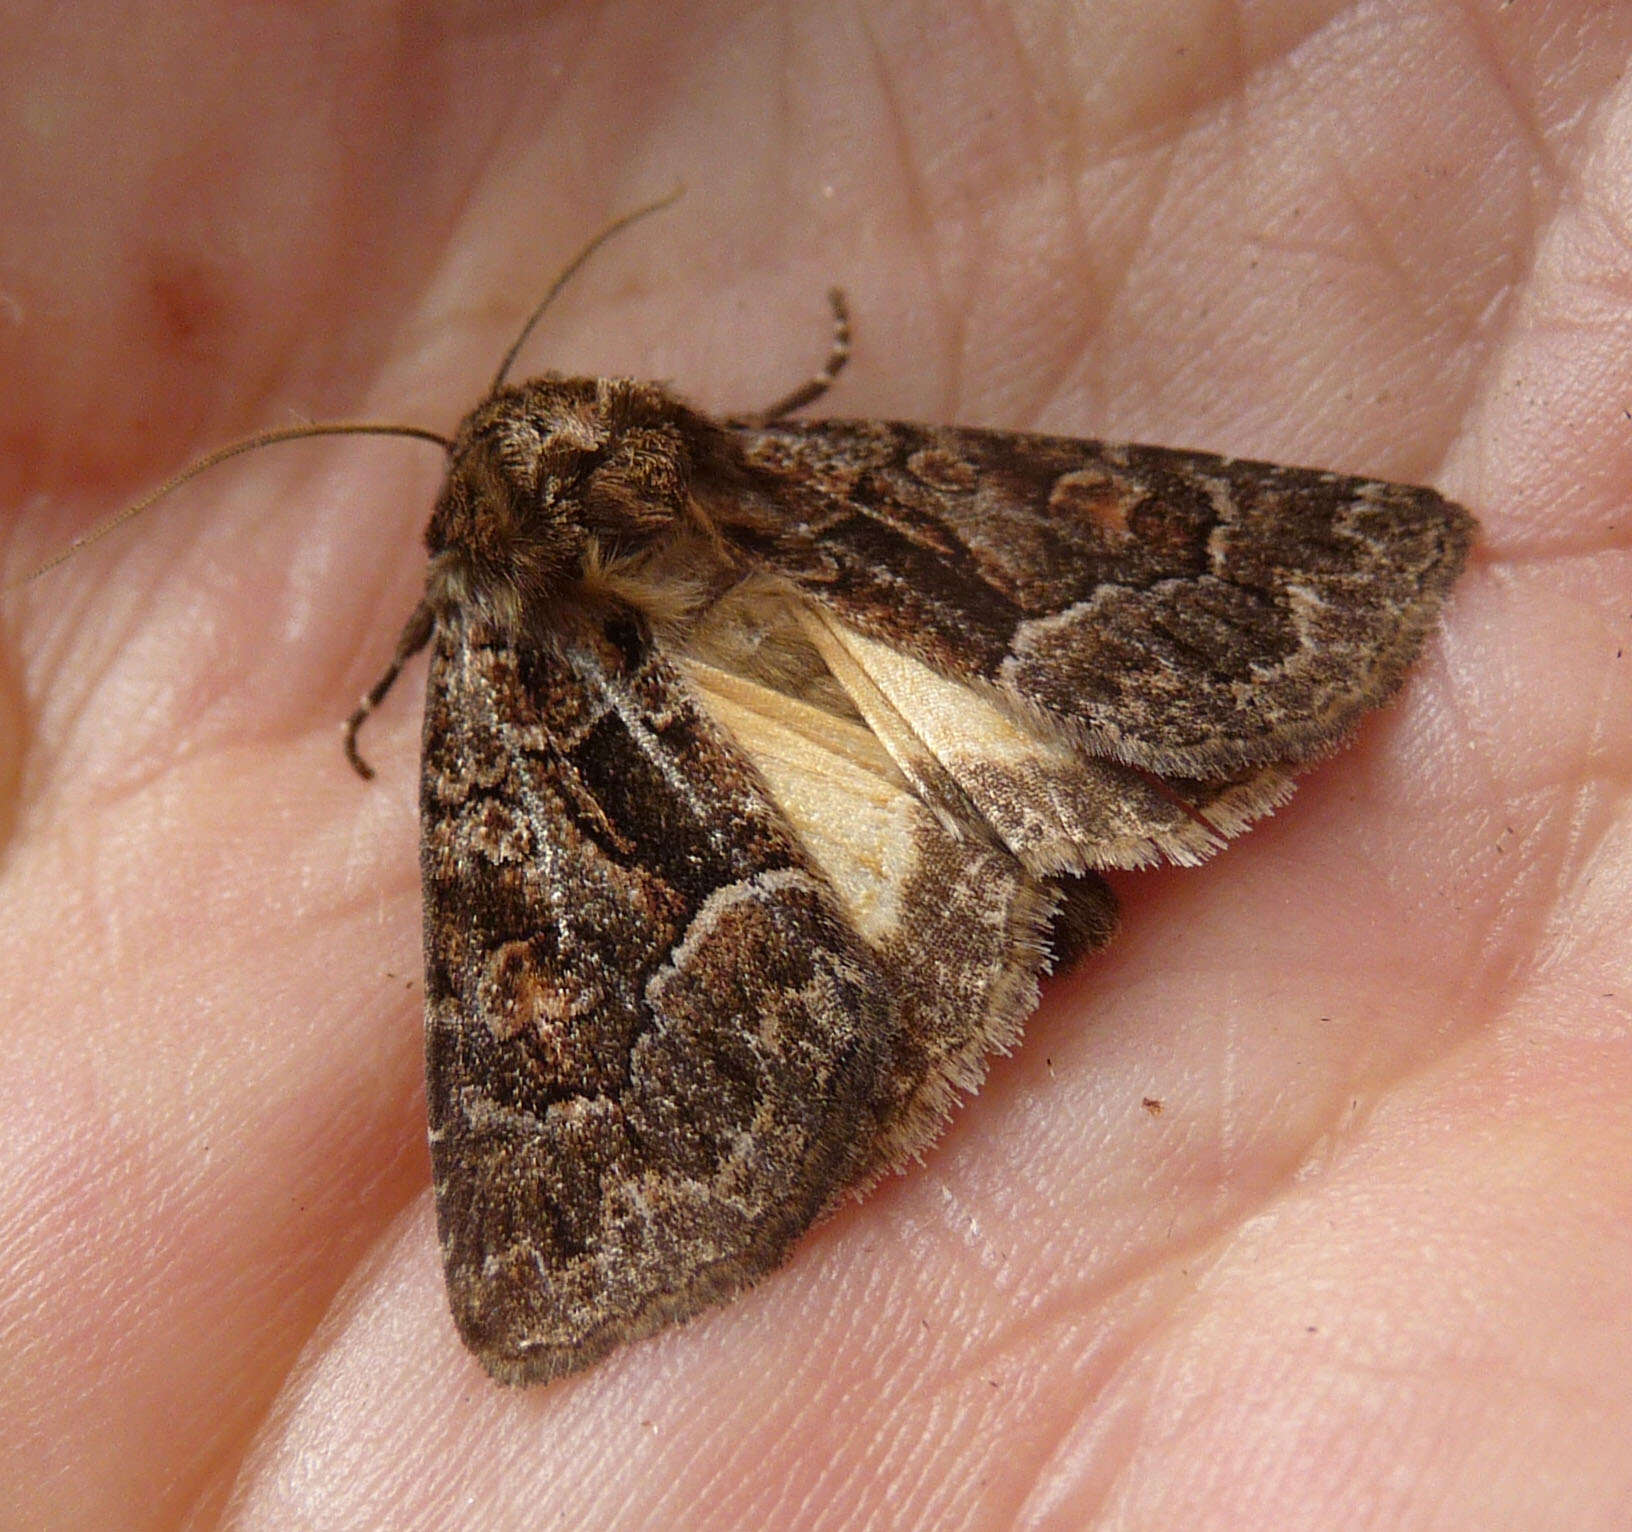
<box><xmin>363</xmin><ymin>318</ymin><xmax>1473</xmax><ymax>1387</ymax></box>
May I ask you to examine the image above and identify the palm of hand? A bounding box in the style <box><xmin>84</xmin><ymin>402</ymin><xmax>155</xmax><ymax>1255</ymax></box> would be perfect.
<box><xmin>3</xmin><ymin>6</ymin><xmax>1629</xmax><ymax>1528</ymax></box>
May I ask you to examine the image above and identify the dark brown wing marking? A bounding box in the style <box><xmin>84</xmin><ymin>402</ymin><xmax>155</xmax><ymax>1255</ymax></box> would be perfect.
<box><xmin>737</xmin><ymin>419</ymin><xmax>1472</xmax><ymax>777</ymax></box>
<box><xmin>420</xmin><ymin>608</ymin><xmax>896</xmax><ymax>1385</ymax></box>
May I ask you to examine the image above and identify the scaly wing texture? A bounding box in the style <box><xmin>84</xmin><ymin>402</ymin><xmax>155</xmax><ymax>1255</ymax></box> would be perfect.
<box><xmin>678</xmin><ymin>658</ymin><xmax>1082</xmax><ymax>1181</ymax></box>
<box><xmin>420</xmin><ymin>610</ymin><xmax>897</xmax><ymax>1384</ymax></box>
<box><xmin>790</xmin><ymin>598</ymin><xmax>1294</xmax><ymax>874</ymax></box>
<box><xmin>737</xmin><ymin>420</ymin><xmax>1473</xmax><ymax>778</ymax></box>
<box><xmin>420</xmin><ymin>607</ymin><xmax>1073</xmax><ymax>1383</ymax></box>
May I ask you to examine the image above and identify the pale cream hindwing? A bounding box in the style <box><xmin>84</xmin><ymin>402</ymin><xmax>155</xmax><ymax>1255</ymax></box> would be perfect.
<box><xmin>678</xmin><ymin>655</ymin><xmax>1062</xmax><ymax>1178</ymax></box>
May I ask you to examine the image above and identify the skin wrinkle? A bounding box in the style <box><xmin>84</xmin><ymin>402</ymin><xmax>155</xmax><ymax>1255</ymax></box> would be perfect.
<box><xmin>944</xmin><ymin>3</ymin><xmax>1081</xmax><ymax>369</ymax></box>
<box><xmin>1314</xmin><ymin>130</ymin><xmax>1448</xmax><ymax>343</ymax></box>
<box><xmin>1454</xmin><ymin>0</ymin><xmax>1568</xmax><ymax>189</ymax></box>
<box><xmin>866</xmin><ymin>1262</ymin><xmax>1169</xmax><ymax>1527</ymax></box>
<box><xmin>1027</xmin><ymin>1</ymin><xmax>1274</xmax><ymax>160</ymax></box>
<box><xmin>1446</xmin><ymin>755</ymin><xmax>1623</xmax><ymax>1003</ymax></box>
<box><xmin>1304</xmin><ymin>44</ymin><xmax>1542</xmax><ymax>412</ymax></box>
<box><xmin>1546</xmin><ymin>774</ymin><xmax>1629</xmax><ymax>943</ymax></box>
<box><xmin>1005</xmin><ymin>188</ymin><xmax>1101</xmax><ymax>429</ymax></box>
<box><xmin>1001</xmin><ymin>1085</ymin><xmax>1475</xmax><ymax>1524</ymax></box>
<box><xmin>1587</xmin><ymin>170</ymin><xmax>1632</xmax><ymax>266</ymax></box>
<box><xmin>1045</xmin><ymin>141</ymin><xmax>1179</xmax><ymax>426</ymax></box>
<box><xmin>1232</xmin><ymin>155</ymin><xmax>1481</xmax><ymax>474</ymax></box>
<box><xmin>25</xmin><ymin>445</ymin><xmax>436</xmax><ymax>822</ymax></box>
<box><xmin>851</xmin><ymin>6</ymin><xmax>955</xmax><ymax>413</ymax></box>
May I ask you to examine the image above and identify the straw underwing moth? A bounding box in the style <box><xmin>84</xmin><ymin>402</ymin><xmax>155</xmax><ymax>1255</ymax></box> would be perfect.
<box><xmin>341</xmin><ymin>277</ymin><xmax>1473</xmax><ymax>1386</ymax></box>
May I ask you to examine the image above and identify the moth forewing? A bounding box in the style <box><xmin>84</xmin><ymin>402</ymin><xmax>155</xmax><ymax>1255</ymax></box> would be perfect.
<box><xmin>736</xmin><ymin>420</ymin><xmax>1473</xmax><ymax>777</ymax></box>
<box><xmin>419</xmin><ymin>608</ymin><xmax>899</xmax><ymax>1384</ymax></box>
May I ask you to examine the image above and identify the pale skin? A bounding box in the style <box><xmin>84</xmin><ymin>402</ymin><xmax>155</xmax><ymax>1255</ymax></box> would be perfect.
<box><xmin>3</xmin><ymin>2</ymin><xmax>1631</xmax><ymax>1527</ymax></box>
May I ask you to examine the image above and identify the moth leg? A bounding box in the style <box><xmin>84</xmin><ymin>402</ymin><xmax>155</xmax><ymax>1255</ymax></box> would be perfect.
<box><xmin>343</xmin><ymin>597</ymin><xmax>437</xmax><ymax>780</ymax></box>
<box><xmin>750</xmin><ymin>288</ymin><xmax>851</xmax><ymax>423</ymax></box>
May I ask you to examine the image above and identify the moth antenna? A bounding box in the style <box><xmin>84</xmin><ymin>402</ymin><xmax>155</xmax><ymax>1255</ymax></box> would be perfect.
<box><xmin>9</xmin><ymin>421</ymin><xmax>452</xmax><ymax>590</ymax></box>
<box><xmin>489</xmin><ymin>185</ymin><xmax>686</xmax><ymax>392</ymax></box>
<box><xmin>753</xmin><ymin>288</ymin><xmax>852</xmax><ymax>423</ymax></box>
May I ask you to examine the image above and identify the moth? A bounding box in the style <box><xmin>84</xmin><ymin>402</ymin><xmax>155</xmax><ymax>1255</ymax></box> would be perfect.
<box><xmin>60</xmin><ymin>206</ymin><xmax>1475</xmax><ymax>1387</ymax></box>
<box><xmin>362</xmin><ymin>274</ymin><xmax>1473</xmax><ymax>1383</ymax></box>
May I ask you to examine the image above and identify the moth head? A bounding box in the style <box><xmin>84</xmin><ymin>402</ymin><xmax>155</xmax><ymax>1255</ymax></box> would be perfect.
<box><xmin>424</xmin><ymin>376</ymin><xmax>714</xmax><ymax>630</ymax></box>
